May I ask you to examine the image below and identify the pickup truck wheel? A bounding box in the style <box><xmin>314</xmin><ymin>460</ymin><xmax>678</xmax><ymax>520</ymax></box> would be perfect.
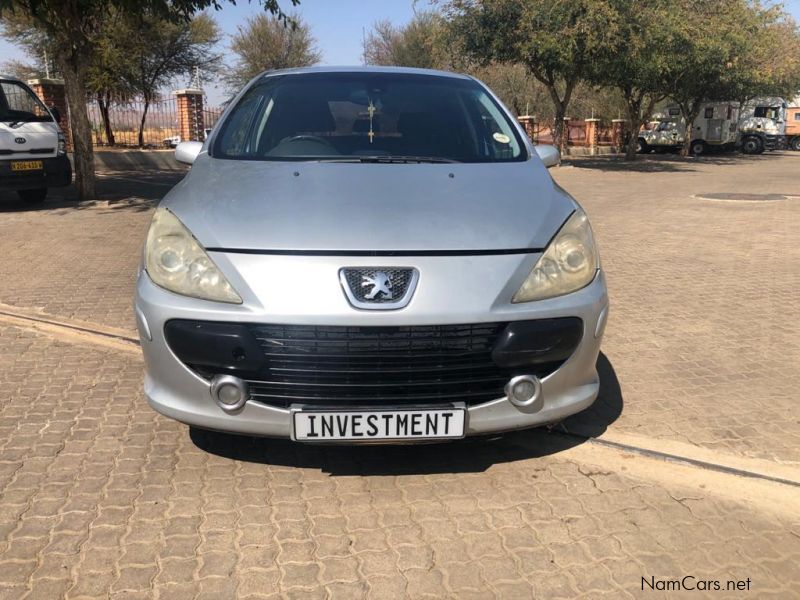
<box><xmin>636</xmin><ymin>138</ymin><xmax>649</xmax><ymax>154</ymax></box>
<box><xmin>791</xmin><ymin>137</ymin><xmax>800</xmax><ymax>151</ymax></box>
<box><xmin>691</xmin><ymin>141</ymin><xmax>706</xmax><ymax>156</ymax></box>
<box><xmin>18</xmin><ymin>188</ymin><xmax>47</xmax><ymax>204</ymax></box>
<box><xmin>741</xmin><ymin>136</ymin><xmax>763</xmax><ymax>155</ymax></box>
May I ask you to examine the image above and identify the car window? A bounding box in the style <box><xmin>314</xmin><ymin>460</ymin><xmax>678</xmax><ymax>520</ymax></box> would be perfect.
<box><xmin>214</xmin><ymin>72</ymin><xmax>526</xmax><ymax>163</ymax></box>
<box><xmin>0</xmin><ymin>81</ymin><xmax>53</xmax><ymax>123</ymax></box>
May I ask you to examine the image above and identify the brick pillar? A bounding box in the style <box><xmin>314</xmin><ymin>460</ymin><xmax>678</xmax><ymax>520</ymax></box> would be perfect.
<box><xmin>517</xmin><ymin>115</ymin><xmax>536</xmax><ymax>141</ymax></box>
<box><xmin>27</xmin><ymin>78</ymin><xmax>71</xmax><ymax>149</ymax></box>
<box><xmin>585</xmin><ymin>118</ymin><xmax>600</xmax><ymax>154</ymax></box>
<box><xmin>612</xmin><ymin>119</ymin><xmax>627</xmax><ymax>151</ymax></box>
<box><xmin>174</xmin><ymin>89</ymin><xmax>204</xmax><ymax>143</ymax></box>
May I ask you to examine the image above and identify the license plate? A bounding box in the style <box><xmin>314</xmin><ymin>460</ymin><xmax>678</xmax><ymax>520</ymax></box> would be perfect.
<box><xmin>292</xmin><ymin>406</ymin><xmax>466</xmax><ymax>442</ymax></box>
<box><xmin>11</xmin><ymin>160</ymin><xmax>43</xmax><ymax>171</ymax></box>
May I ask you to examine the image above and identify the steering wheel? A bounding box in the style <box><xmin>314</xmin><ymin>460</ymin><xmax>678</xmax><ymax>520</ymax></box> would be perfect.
<box><xmin>281</xmin><ymin>135</ymin><xmax>335</xmax><ymax>148</ymax></box>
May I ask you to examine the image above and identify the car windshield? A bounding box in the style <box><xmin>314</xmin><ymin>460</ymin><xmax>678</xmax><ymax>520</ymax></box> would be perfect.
<box><xmin>213</xmin><ymin>72</ymin><xmax>526</xmax><ymax>163</ymax></box>
<box><xmin>0</xmin><ymin>81</ymin><xmax>53</xmax><ymax>123</ymax></box>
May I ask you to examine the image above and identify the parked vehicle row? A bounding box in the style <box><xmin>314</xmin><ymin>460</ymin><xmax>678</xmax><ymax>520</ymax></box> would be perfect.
<box><xmin>638</xmin><ymin>97</ymin><xmax>800</xmax><ymax>155</ymax></box>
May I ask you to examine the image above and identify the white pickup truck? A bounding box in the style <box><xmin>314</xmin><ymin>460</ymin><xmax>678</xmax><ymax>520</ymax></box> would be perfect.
<box><xmin>0</xmin><ymin>76</ymin><xmax>72</xmax><ymax>203</ymax></box>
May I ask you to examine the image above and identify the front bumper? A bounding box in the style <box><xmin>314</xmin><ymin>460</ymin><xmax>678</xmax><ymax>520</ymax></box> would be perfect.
<box><xmin>0</xmin><ymin>155</ymin><xmax>72</xmax><ymax>190</ymax></box>
<box><xmin>135</xmin><ymin>252</ymin><xmax>608</xmax><ymax>439</ymax></box>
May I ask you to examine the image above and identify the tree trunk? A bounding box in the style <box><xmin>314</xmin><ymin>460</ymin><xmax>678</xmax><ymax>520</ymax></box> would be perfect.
<box><xmin>544</xmin><ymin>80</ymin><xmax>575</xmax><ymax>153</ymax></box>
<box><xmin>56</xmin><ymin>53</ymin><xmax>96</xmax><ymax>201</ymax></box>
<box><xmin>138</xmin><ymin>100</ymin><xmax>150</xmax><ymax>148</ymax></box>
<box><xmin>98</xmin><ymin>93</ymin><xmax>115</xmax><ymax>146</ymax></box>
<box><xmin>624</xmin><ymin>98</ymin><xmax>642</xmax><ymax>161</ymax></box>
<box><xmin>551</xmin><ymin>103</ymin><xmax>567</xmax><ymax>152</ymax></box>
<box><xmin>624</xmin><ymin>128</ymin><xmax>639</xmax><ymax>161</ymax></box>
<box><xmin>680</xmin><ymin>108</ymin><xmax>700</xmax><ymax>157</ymax></box>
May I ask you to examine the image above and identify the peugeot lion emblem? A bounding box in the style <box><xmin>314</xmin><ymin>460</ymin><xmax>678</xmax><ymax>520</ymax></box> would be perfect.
<box><xmin>339</xmin><ymin>267</ymin><xmax>419</xmax><ymax>310</ymax></box>
<box><xmin>14</xmin><ymin>137</ymin><xmax>26</xmax><ymax>144</ymax></box>
<box><xmin>362</xmin><ymin>271</ymin><xmax>393</xmax><ymax>300</ymax></box>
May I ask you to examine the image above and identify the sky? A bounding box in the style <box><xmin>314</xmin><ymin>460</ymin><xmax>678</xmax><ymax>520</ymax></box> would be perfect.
<box><xmin>1</xmin><ymin>0</ymin><xmax>799</xmax><ymax>104</ymax></box>
<box><xmin>0</xmin><ymin>0</ymin><xmax>429</xmax><ymax>105</ymax></box>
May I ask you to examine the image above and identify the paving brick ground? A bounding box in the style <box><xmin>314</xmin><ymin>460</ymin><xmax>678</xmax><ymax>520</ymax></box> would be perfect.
<box><xmin>1</xmin><ymin>153</ymin><xmax>800</xmax><ymax>597</ymax></box>
<box><xmin>0</xmin><ymin>171</ymin><xmax>176</xmax><ymax>331</ymax></box>
<box><xmin>0</xmin><ymin>325</ymin><xmax>798</xmax><ymax>599</ymax></box>
<box><xmin>554</xmin><ymin>152</ymin><xmax>800</xmax><ymax>464</ymax></box>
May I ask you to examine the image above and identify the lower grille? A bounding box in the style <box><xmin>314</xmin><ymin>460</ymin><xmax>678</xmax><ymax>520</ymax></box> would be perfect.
<box><xmin>165</xmin><ymin>319</ymin><xmax>582</xmax><ymax>409</ymax></box>
<box><xmin>246</xmin><ymin>323</ymin><xmax>545</xmax><ymax>408</ymax></box>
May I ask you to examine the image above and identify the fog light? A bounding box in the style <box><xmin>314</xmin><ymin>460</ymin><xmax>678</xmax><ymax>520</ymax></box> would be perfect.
<box><xmin>505</xmin><ymin>375</ymin><xmax>542</xmax><ymax>408</ymax></box>
<box><xmin>210</xmin><ymin>375</ymin><xmax>249</xmax><ymax>412</ymax></box>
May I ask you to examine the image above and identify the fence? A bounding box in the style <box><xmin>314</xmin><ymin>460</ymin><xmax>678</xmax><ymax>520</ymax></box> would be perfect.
<box><xmin>202</xmin><ymin>106</ymin><xmax>224</xmax><ymax>133</ymax></box>
<box><xmin>86</xmin><ymin>94</ymin><xmax>223</xmax><ymax>148</ymax></box>
<box><xmin>87</xmin><ymin>97</ymin><xmax>178</xmax><ymax>147</ymax></box>
<box><xmin>518</xmin><ymin>116</ymin><xmax>626</xmax><ymax>151</ymax></box>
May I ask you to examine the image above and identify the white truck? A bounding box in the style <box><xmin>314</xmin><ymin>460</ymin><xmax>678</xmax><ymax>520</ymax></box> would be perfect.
<box><xmin>638</xmin><ymin>97</ymin><xmax>792</xmax><ymax>155</ymax></box>
<box><xmin>637</xmin><ymin>102</ymin><xmax>740</xmax><ymax>155</ymax></box>
<box><xmin>0</xmin><ymin>76</ymin><xmax>71</xmax><ymax>203</ymax></box>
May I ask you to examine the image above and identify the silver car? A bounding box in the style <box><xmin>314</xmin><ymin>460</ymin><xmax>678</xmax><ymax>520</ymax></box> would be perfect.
<box><xmin>135</xmin><ymin>66</ymin><xmax>608</xmax><ymax>443</ymax></box>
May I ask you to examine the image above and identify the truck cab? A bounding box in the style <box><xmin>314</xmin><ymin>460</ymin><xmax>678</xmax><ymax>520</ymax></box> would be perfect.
<box><xmin>0</xmin><ymin>76</ymin><xmax>72</xmax><ymax>203</ymax></box>
<box><xmin>738</xmin><ymin>98</ymin><xmax>787</xmax><ymax>154</ymax></box>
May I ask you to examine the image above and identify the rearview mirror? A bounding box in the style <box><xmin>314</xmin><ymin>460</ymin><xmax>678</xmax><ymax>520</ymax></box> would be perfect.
<box><xmin>534</xmin><ymin>144</ymin><xmax>561</xmax><ymax>168</ymax></box>
<box><xmin>175</xmin><ymin>141</ymin><xmax>203</xmax><ymax>165</ymax></box>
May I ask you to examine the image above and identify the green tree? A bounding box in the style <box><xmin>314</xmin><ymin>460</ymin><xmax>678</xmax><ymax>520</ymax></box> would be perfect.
<box><xmin>444</xmin><ymin>0</ymin><xmax>621</xmax><ymax>149</ymax></box>
<box><xmin>222</xmin><ymin>12</ymin><xmax>320</xmax><ymax>93</ymax></box>
<box><xmin>651</xmin><ymin>0</ymin><xmax>800</xmax><ymax>155</ymax></box>
<box><xmin>363</xmin><ymin>11</ymin><xmax>446</xmax><ymax>69</ymax></box>
<box><xmin>0</xmin><ymin>0</ymin><xmax>297</xmax><ymax>200</ymax></box>
<box><xmin>118</xmin><ymin>12</ymin><xmax>221</xmax><ymax>147</ymax></box>
<box><xmin>598</xmin><ymin>0</ymin><xmax>674</xmax><ymax>159</ymax></box>
<box><xmin>3</xmin><ymin>8</ymin><xmax>132</xmax><ymax>146</ymax></box>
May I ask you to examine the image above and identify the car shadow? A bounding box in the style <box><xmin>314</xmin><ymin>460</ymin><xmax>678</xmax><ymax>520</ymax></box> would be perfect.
<box><xmin>189</xmin><ymin>352</ymin><xmax>623</xmax><ymax>476</ymax></box>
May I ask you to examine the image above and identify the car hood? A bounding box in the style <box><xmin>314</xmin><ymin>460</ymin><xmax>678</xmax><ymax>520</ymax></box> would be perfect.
<box><xmin>165</xmin><ymin>155</ymin><xmax>576</xmax><ymax>252</ymax></box>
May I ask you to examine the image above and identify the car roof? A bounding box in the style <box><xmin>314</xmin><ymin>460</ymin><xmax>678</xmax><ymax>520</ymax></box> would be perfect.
<box><xmin>258</xmin><ymin>65</ymin><xmax>473</xmax><ymax>81</ymax></box>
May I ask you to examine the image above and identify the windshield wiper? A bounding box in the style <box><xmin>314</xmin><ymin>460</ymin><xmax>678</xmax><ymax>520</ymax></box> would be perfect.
<box><xmin>319</xmin><ymin>156</ymin><xmax>460</xmax><ymax>164</ymax></box>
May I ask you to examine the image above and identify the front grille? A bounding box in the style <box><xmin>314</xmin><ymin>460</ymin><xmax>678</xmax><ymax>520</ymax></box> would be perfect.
<box><xmin>247</xmin><ymin>323</ymin><xmax>520</xmax><ymax>408</ymax></box>
<box><xmin>166</xmin><ymin>319</ymin><xmax>582</xmax><ymax>410</ymax></box>
<box><xmin>0</xmin><ymin>147</ymin><xmax>54</xmax><ymax>156</ymax></box>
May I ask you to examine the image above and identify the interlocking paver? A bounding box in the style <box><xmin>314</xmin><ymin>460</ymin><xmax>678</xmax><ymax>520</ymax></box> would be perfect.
<box><xmin>0</xmin><ymin>324</ymin><xmax>799</xmax><ymax>597</ymax></box>
<box><xmin>552</xmin><ymin>153</ymin><xmax>800</xmax><ymax>462</ymax></box>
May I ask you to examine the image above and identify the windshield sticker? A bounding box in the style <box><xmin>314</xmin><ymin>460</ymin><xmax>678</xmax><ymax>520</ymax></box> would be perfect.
<box><xmin>493</xmin><ymin>132</ymin><xmax>510</xmax><ymax>144</ymax></box>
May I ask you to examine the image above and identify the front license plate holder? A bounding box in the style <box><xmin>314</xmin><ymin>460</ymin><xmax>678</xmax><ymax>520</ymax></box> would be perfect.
<box><xmin>291</xmin><ymin>404</ymin><xmax>467</xmax><ymax>442</ymax></box>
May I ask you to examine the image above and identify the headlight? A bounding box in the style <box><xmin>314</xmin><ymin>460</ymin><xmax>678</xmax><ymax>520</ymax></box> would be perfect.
<box><xmin>144</xmin><ymin>207</ymin><xmax>242</xmax><ymax>303</ymax></box>
<box><xmin>57</xmin><ymin>134</ymin><xmax>66</xmax><ymax>156</ymax></box>
<box><xmin>512</xmin><ymin>208</ymin><xmax>599</xmax><ymax>303</ymax></box>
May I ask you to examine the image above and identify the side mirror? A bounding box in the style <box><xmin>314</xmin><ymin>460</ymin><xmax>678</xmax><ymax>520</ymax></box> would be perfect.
<box><xmin>49</xmin><ymin>106</ymin><xmax>61</xmax><ymax>123</ymax></box>
<box><xmin>534</xmin><ymin>144</ymin><xmax>561</xmax><ymax>168</ymax></box>
<box><xmin>175</xmin><ymin>141</ymin><xmax>203</xmax><ymax>165</ymax></box>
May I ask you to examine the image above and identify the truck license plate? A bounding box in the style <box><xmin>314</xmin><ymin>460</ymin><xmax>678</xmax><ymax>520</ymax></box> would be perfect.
<box><xmin>11</xmin><ymin>160</ymin><xmax>43</xmax><ymax>171</ymax></box>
